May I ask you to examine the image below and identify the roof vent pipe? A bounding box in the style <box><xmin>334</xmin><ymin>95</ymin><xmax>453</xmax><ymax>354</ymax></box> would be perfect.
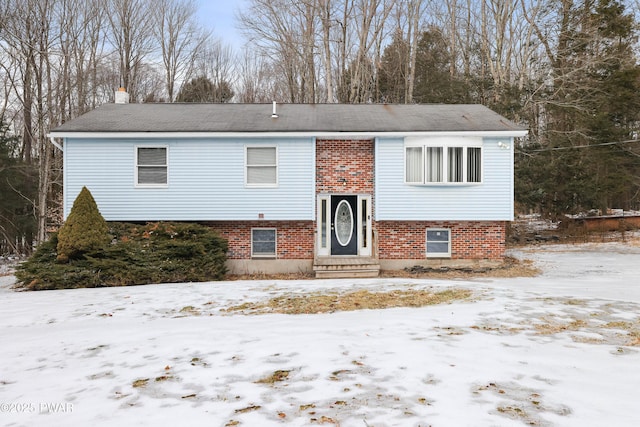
<box><xmin>271</xmin><ymin>101</ymin><xmax>278</xmax><ymax>118</ymax></box>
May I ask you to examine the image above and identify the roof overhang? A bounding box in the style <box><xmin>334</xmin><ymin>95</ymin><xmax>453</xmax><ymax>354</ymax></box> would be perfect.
<box><xmin>48</xmin><ymin>130</ymin><xmax>528</xmax><ymax>139</ymax></box>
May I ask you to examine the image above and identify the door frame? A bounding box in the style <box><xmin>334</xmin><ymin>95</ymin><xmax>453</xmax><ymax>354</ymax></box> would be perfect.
<box><xmin>316</xmin><ymin>194</ymin><xmax>372</xmax><ymax>257</ymax></box>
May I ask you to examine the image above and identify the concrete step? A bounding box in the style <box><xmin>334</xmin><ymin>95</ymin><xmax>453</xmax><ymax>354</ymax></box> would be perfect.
<box><xmin>313</xmin><ymin>257</ymin><xmax>380</xmax><ymax>278</ymax></box>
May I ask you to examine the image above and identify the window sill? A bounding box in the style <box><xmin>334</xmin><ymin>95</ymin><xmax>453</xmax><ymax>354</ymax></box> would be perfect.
<box><xmin>405</xmin><ymin>182</ymin><xmax>482</xmax><ymax>186</ymax></box>
<box><xmin>135</xmin><ymin>184</ymin><xmax>169</xmax><ymax>189</ymax></box>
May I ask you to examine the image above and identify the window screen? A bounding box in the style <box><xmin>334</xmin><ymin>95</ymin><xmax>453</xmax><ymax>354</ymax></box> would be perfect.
<box><xmin>252</xmin><ymin>228</ymin><xmax>276</xmax><ymax>257</ymax></box>
<box><xmin>246</xmin><ymin>147</ymin><xmax>277</xmax><ymax>185</ymax></box>
<box><xmin>137</xmin><ymin>147</ymin><xmax>167</xmax><ymax>185</ymax></box>
<box><xmin>426</xmin><ymin>229</ymin><xmax>451</xmax><ymax>257</ymax></box>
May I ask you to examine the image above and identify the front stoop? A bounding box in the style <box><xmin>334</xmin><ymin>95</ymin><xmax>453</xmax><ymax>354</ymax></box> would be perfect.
<box><xmin>313</xmin><ymin>256</ymin><xmax>380</xmax><ymax>278</ymax></box>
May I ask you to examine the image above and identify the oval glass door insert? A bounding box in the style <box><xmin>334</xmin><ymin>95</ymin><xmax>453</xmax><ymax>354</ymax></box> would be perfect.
<box><xmin>334</xmin><ymin>200</ymin><xmax>354</xmax><ymax>246</ymax></box>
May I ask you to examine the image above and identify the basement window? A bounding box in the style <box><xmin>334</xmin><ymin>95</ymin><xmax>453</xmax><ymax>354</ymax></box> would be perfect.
<box><xmin>426</xmin><ymin>228</ymin><xmax>451</xmax><ymax>258</ymax></box>
<box><xmin>251</xmin><ymin>228</ymin><xmax>277</xmax><ymax>258</ymax></box>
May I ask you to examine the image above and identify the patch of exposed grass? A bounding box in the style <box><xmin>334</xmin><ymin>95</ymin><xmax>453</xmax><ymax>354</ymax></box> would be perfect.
<box><xmin>224</xmin><ymin>288</ymin><xmax>472</xmax><ymax>315</ymax></box>
<box><xmin>228</xmin><ymin>272</ymin><xmax>315</xmax><ymax>281</ymax></box>
<box><xmin>534</xmin><ymin>319</ymin><xmax>588</xmax><ymax>335</ymax></box>
<box><xmin>571</xmin><ymin>334</ymin><xmax>605</xmax><ymax>344</ymax></box>
<box><xmin>497</xmin><ymin>405</ymin><xmax>530</xmax><ymax>420</ymax></box>
<box><xmin>178</xmin><ymin>305</ymin><xmax>200</xmax><ymax>316</ymax></box>
<box><xmin>604</xmin><ymin>321</ymin><xmax>633</xmax><ymax>329</ymax></box>
<box><xmin>235</xmin><ymin>405</ymin><xmax>261</xmax><ymax>414</ymax></box>
<box><xmin>602</xmin><ymin>320</ymin><xmax>640</xmax><ymax>346</ymax></box>
<box><xmin>628</xmin><ymin>331</ymin><xmax>640</xmax><ymax>346</ymax></box>
<box><xmin>470</xmin><ymin>324</ymin><xmax>524</xmax><ymax>335</ymax></box>
<box><xmin>132</xmin><ymin>378</ymin><xmax>149</xmax><ymax>388</ymax></box>
<box><xmin>310</xmin><ymin>415</ymin><xmax>339</xmax><ymax>424</ymax></box>
<box><xmin>329</xmin><ymin>370</ymin><xmax>353</xmax><ymax>381</ymax></box>
<box><xmin>255</xmin><ymin>370</ymin><xmax>290</xmax><ymax>384</ymax></box>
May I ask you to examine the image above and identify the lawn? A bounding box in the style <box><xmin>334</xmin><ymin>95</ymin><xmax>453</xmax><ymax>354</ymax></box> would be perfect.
<box><xmin>1</xmin><ymin>241</ymin><xmax>639</xmax><ymax>426</ymax></box>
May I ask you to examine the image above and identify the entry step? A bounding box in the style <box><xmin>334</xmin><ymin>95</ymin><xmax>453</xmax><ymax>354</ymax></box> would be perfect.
<box><xmin>313</xmin><ymin>257</ymin><xmax>380</xmax><ymax>278</ymax></box>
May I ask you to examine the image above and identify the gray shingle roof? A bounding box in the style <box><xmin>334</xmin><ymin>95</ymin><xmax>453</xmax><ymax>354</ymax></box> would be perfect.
<box><xmin>50</xmin><ymin>103</ymin><xmax>526</xmax><ymax>134</ymax></box>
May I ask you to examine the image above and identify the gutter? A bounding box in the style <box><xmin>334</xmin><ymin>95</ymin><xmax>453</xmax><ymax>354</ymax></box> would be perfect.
<box><xmin>47</xmin><ymin>130</ymin><xmax>529</xmax><ymax>139</ymax></box>
<box><xmin>48</xmin><ymin>135</ymin><xmax>63</xmax><ymax>151</ymax></box>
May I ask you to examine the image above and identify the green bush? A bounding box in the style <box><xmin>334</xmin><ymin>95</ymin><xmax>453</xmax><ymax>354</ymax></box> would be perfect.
<box><xmin>56</xmin><ymin>186</ymin><xmax>110</xmax><ymax>262</ymax></box>
<box><xmin>16</xmin><ymin>222</ymin><xmax>228</xmax><ymax>290</ymax></box>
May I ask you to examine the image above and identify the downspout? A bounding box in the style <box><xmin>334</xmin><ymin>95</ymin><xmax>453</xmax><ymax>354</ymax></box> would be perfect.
<box><xmin>48</xmin><ymin>135</ymin><xmax>65</xmax><ymax>221</ymax></box>
<box><xmin>48</xmin><ymin>135</ymin><xmax>63</xmax><ymax>151</ymax></box>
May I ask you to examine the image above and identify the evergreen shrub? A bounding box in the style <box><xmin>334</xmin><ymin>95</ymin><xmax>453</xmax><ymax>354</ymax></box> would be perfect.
<box><xmin>16</xmin><ymin>222</ymin><xmax>228</xmax><ymax>290</ymax></box>
<box><xmin>56</xmin><ymin>186</ymin><xmax>110</xmax><ymax>262</ymax></box>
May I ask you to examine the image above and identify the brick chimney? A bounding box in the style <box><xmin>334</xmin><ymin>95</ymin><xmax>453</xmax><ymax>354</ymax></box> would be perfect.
<box><xmin>115</xmin><ymin>87</ymin><xmax>130</xmax><ymax>104</ymax></box>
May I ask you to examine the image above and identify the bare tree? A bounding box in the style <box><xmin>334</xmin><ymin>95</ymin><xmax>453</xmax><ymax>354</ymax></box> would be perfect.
<box><xmin>57</xmin><ymin>0</ymin><xmax>108</xmax><ymax>116</ymax></box>
<box><xmin>152</xmin><ymin>0</ymin><xmax>209</xmax><ymax>101</ymax></box>
<box><xmin>236</xmin><ymin>50</ymin><xmax>288</xmax><ymax>102</ymax></box>
<box><xmin>240</xmin><ymin>0</ymin><xmax>313</xmax><ymax>102</ymax></box>
<box><xmin>346</xmin><ymin>0</ymin><xmax>395</xmax><ymax>103</ymax></box>
<box><xmin>1</xmin><ymin>0</ymin><xmax>60</xmax><ymax>242</ymax></box>
<box><xmin>188</xmin><ymin>39</ymin><xmax>237</xmax><ymax>101</ymax></box>
<box><xmin>318</xmin><ymin>0</ymin><xmax>335</xmax><ymax>101</ymax></box>
<box><xmin>106</xmin><ymin>0</ymin><xmax>155</xmax><ymax>100</ymax></box>
<box><xmin>478</xmin><ymin>0</ymin><xmax>538</xmax><ymax>103</ymax></box>
<box><xmin>390</xmin><ymin>0</ymin><xmax>426</xmax><ymax>103</ymax></box>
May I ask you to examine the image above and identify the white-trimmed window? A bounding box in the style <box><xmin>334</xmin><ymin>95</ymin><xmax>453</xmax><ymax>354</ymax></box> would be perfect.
<box><xmin>246</xmin><ymin>146</ymin><xmax>277</xmax><ymax>187</ymax></box>
<box><xmin>136</xmin><ymin>146</ymin><xmax>168</xmax><ymax>186</ymax></box>
<box><xmin>405</xmin><ymin>137</ymin><xmax>482</xmax><ymax>184</ymax></box>
<box><xmin>251</xmin><ymin>228</ymin><xmax>277</xmax><ymax>258</ymax></box>
<box><xmin>426</xmin><ymin>228</ymin><xmax>451</xmax><ymax>258</ymax></box>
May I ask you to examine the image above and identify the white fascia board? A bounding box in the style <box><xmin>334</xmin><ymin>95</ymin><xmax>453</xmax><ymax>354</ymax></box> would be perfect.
<box><xmin>48</xmin><ymin>130</ymin><xmax>528</xmax><ymax>139</ymax></box>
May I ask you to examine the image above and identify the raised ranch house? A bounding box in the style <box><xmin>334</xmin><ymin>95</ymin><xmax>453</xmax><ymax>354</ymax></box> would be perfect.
<box><xmin>49</xmin><ymin>96</ymin><xmax>527</xmax><ymax>277</ymax></box>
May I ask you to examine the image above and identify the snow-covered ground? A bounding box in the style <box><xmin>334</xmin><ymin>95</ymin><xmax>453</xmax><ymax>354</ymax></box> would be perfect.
<box><xmin>1</xmin><ymin>242</ymin><xmax>640</xmax><ymax>427</ymax></box>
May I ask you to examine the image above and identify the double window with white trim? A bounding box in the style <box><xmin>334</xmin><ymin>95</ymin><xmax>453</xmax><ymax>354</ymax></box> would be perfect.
<box><xmin>405</xmin><ymin>137</ymin><xmax>482</xmax><ymax>184</ymax></box>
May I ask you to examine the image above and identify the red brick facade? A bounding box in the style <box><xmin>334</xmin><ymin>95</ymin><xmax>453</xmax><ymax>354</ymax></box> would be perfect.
<box><xmin>316</xmin><ymin>139</ymin><xmax>375</xmax><ymax>194</ymax></box>
<box><xmin>377</xmin><ymin>221</ymin><xmax>506</xmax><ymax>260</ymax></box>
<box><xmin>207</xmin><ymin>221</ymin><xmax>314</xmax><ymax>260</ymax></box>
<box><xmin>209</xmin><ymin>139</ymin><xmax>507</xmax><ymax>265</ymax></box>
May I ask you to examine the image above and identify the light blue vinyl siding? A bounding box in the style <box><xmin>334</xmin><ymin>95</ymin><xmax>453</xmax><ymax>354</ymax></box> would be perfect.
<box><xmin>63</xmin><ymin>137</ymin><xmax>315</xmax><ymax>221</ymax></box>
<box><xmin>375</xmin><ymin>137</ymin><xmax>514</xmax><ymax>221</ymax></box>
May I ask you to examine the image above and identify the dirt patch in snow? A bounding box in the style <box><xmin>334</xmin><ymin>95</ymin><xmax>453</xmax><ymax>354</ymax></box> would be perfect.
<box><xmin>381</xmin><ymin>257</ymin><xmax>540</xmax><ymax>279</ymax></box>
<box><xmin>223</xmin><ymin>288</ymin><xmax>473</xmax><ymax>315</ymax></box>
